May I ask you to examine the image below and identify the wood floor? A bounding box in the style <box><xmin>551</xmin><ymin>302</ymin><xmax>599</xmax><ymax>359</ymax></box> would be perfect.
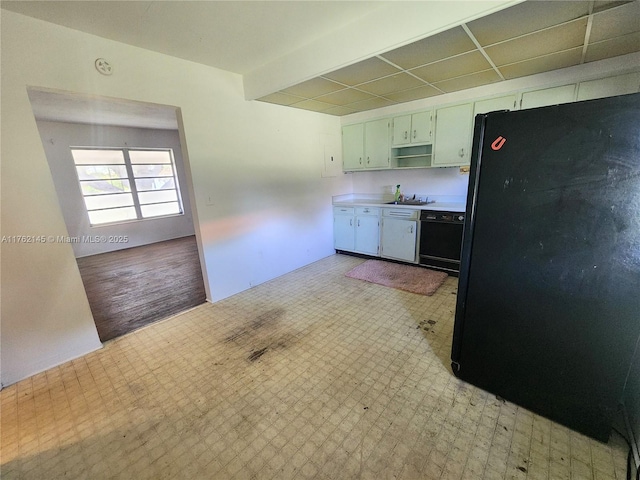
<box><xmin>76</xmin><ymin>235</ymin><xmax>206</xmax><ymax>342</ymax></box>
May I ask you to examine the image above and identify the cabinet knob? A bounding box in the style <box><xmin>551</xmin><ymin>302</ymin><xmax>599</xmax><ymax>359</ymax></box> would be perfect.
<box><xmin>459</xmin><ymin>148</ymin><xmax>465</xmax><ymax>157</ymax></box>
<box><xmin>404</xmin><ymin>131</ymin><xmax>408</xmax><ymax>140</ymax></box>
<box><xmin>413</xmin><ymin>129</ymin><xmax>417</xmax><ymax>139</ymax></box>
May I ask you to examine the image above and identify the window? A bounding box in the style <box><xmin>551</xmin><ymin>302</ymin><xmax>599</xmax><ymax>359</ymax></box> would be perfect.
<box><xmin>71</xmin><ymin>148</ymin><xmax>183</xmax><ymax>226</ymax></box>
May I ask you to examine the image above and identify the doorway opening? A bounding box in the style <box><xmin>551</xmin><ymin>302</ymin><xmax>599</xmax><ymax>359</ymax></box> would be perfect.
<box><xmin>28</xmin><ymin>88</ymin><xmax>207</xmax><ymax>341</ymax></box>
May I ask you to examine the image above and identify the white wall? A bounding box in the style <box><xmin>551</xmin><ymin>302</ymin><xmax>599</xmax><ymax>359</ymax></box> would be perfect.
<box><xmin>349</xmin><ymin>167</ymin><xmax>469</xmax><ymax>199</ymax></box>
<box><xmin>0</xmin><ymin>10</ymin><xmax>350</xmax><ymax>387</ymax></box>
<box><xmin>35</xmin><ymin>121</ymin><xmax>196</xmax><ymax>257</ymax></box>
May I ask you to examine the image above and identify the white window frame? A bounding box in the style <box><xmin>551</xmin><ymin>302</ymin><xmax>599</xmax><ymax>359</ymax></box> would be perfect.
<box><xmin>71</xmin><ymin>147</ymin><xmax>184</xmax><ymax>226</ymax></box>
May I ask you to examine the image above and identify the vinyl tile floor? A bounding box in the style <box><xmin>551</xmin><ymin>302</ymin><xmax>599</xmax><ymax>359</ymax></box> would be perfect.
<box><xmin>0</xmin><ymin>254</ymin><xmax>629</xmax><ymax>479</ymax></box>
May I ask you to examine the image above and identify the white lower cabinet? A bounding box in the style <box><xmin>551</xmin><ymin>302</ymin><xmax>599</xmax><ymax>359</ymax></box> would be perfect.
<box><xmin>333</xmin><ymin>207</ymin><xmax>355</xmax><ymax>251</ymax></box>
<box><xmin>380</xmin><ymin>208</ymin><xmax>419</xmax><ymax>263</ymax></box>
<box><xmin>333</xmin><ymin>206</ymin><xmax>380</xmax><ymax>256</ymax></box>
<box><xmin>354</xmin><ymin>207</ymin><xmax>380</xmax><ymax>255</ymax></box>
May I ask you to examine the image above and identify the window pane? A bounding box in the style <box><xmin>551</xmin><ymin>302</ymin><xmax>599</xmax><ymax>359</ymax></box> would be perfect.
<box><xmin>141</xmin><ymin>202</ymin><xmax>181</xmax><ymax>218</ymax></box>
<box><xmin>135</xmin><ymin>177</ymin><xmax>175</xmax><ymax>191</ymax></box>
<box><xmin>76</xmin><ymin>165</ymin><xmax>128</xmax><ymax>181</ymax></box>
<box><xmin>129</xmin><ymin>150</ymin><xmax>172</xmax><ymax>164</ymax></box>
<box><xmin>71</xmin><ymin>149</ymin><xmax>125</xmax><ymax>165</ymax></box>
<box><xmin>84</xmin><ymin>193</ymin><xmax>134</xmax><ymax>210</ymax></box>
<box><xmin>138</xmin><ymin>190</ymin><xmax>177</xmax><ymax>205</ymax></box>
<box><xmin>88</xmin><ymin>207</ymin><xmax>137</xmax><ymax>225</ymax></box>
<box><xmin>80</xmin><ymin>179</ymin><xmax>131</xmax><ymax>195</ymax></box>
<box><xmin>131</xmin><ymin>164</ymin><xmax>174</xmax><ymax>177</ymax></box>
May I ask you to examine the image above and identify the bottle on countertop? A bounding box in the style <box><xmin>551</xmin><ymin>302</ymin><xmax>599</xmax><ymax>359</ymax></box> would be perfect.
<box><xmin>394</xmin><ymin>185</ymin><xmax>401</xmax><ymax>202</ymax></box>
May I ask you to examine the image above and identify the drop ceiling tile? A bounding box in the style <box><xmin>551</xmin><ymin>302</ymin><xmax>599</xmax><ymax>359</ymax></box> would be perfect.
<box><xmin>584</xmin><ymin>32</ymin><xmax>640</xmax><ymax>62</ymax></box>
<box><xmin>314</xmin><ymin>88</ymin><xmax>374</xmax><ymax>106</ymax></box>
<box><xmin>356</xmin><ymin>73</ymin><xmax>426</xmax><ymax>95</ymax></box>
<box><xmin>289</xmin><ymin>99</ymin><xmax>335</xmax><ymax>113</ymax></box>
<box><xmin>485</xmin><ymin>18</ymin><xmax>587</xmax><ymax>67</ymax></box>
<box><xmin>322</xmin><ymin>57</ymin><xmax>401</xmax><ymax>86</ymax></box>
<box><xmin>281</xmin><ymin>77</ymin><xmax>346</xmax><ymax>98</ymax></box>
<box><xmin>410</xmin><ymin>50</ymin><xmax>492</xmax><ymax>84</ymax></box>
<box><xmin>323</xmin><ymin>105</ymin><xmax>358</xmax><ymax>116</ymax></box>
<box><xmin>500</xmin><ymin>47</ymin><xmax>583</xmax><ymax>80</ymax></box>
<box><xmin>257</xmin><ymin>92</ymin><xmax>305</xmax><ymax>106</ymax></box>
<box><xmin>593</xmin><ymin>1</ymin><xmax>634</xmax><ymax>14</ymax></box>
<box><xmin>466</xmin><ymin>1</ymin><xmax>590</xmax><ymax>46</ymax></box>
<box><xmin>346</xmin><ymin>97</ymin><xmax>396</xmax><ymax>113</ymax></box>
<box><xmin>433</xmin><ymin>69</ymin><xmax>502</xmax><ymax>93</ymax></box>
<box><xmin>589</xmin><ymin>1</ymin><xmax>640</xmax><ymax>43</ymax></box>
<box><xmin>380</xmin><ymin>26</ymin><xmax>476</xmax><ymax>70</ymax></box>
<box><xmin>383</xmin><ymin>84</ymin><xmax>442</xmax><ymax>103</ymax></box>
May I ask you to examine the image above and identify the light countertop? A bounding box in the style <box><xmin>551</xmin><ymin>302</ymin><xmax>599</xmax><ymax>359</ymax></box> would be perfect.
<box><xmin>332</xmin><ymin>193</ymin><xmax>466</xmax><ymax>212</ymax></box>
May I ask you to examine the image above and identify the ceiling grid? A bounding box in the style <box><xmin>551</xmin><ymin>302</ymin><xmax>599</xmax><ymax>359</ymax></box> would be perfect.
<box><xmin>257</xmin><ymin>0</ymin><xmax>640</xmax><ymax>115</ymax></box>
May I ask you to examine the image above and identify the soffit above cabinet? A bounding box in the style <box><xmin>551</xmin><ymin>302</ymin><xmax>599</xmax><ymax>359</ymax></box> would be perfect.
<box><xmin>257</xmin><ymin>0</ymin><xmax>640</xmax><ymax>116</ymax></box>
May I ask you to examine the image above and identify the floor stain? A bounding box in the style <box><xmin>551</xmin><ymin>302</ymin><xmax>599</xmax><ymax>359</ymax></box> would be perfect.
<box><xmin>248</xmin><ymin>347</ymin><xmax>268</xmax><ymax>362</ymax></box>
<box><xmin>251</xmin><ymin>307</ymin><xmax>285</xmax><ymax>329</ymax></box>
<box><xmin>225</xmin><ymin>329</ymin><xmax>248</xmax><ymax>343</ymax></box>
<box><xmin>224</xmin><ymin>307</ymin><xmax>285</xmax><ymax>344</ymax></box>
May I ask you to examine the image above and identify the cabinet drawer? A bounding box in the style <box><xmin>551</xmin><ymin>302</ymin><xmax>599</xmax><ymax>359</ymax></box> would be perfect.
<box><xmin>382</xmin><ymin>208</ymin><xmax>419</xmax><ymax>220</ymax></box>
<box><xmin>333</xmin><ymin>206</ymin><xmax>355</xmax><ymax>215</ymax></box>
<box><xmin>355</xmin><ymin>207</ymin><xmax>380</xmax><ymax>216</ymax></box>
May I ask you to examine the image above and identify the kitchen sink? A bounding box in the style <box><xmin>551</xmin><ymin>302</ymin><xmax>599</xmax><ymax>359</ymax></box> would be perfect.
<box><xmin>385</xmin><ymin>200</ymin><xmax>432</xmax><ymax>206</ymax></box>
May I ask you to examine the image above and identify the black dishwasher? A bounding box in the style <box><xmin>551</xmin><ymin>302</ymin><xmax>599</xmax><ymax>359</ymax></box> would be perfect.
<box><xmin>419</xmin><ymin>210</ymin><xmax>465</xmax><ymax>275</ymax></box>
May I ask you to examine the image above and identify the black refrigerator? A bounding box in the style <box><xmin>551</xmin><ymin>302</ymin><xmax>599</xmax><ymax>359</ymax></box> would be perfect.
<box><xmin>452</xmin><ymin>92</ymin><xmax>640</xmax><ymax>442</ymax></box>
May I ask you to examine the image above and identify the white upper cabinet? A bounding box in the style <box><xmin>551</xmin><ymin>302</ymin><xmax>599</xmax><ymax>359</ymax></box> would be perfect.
<box><xmin>432</xmin><ymin>103</ymin><xmax>473</xmax><ymax>167</ymax></box>
<box><xmin>342</xmin><ymin>119</ymin><xmax>390</xmax><ymax>171</ymax></box>
<box><xmin>392</xmin><ymin>111</ymin><xmax>432</xmax><ymax>146</ymax></box>
<box><xmin>520</xmin><ymin>84</ymin><xmax>576</xmax><ymax>109</ymax></box>
<box><xmin>342</xmin><ymin>123</ymin><xmax>365</xmax><ymax>170</ymax></box>
<box><xmin>364</xmin><ymin>118</ymin><xmax>390</xmax><ymax>169</ymax></box>
<box><xmin>340</xmin><ymin>72</ymin><xmax>639</xmax><ymax>172</ymax></box>
<box><xmin>577</xmin><ymin>72</ymin><xmax>640</xmax><ymax>101</ymax></box>
<box><xmin>473</xmin><ymin>94</ymin><xmax>518</xmax><ymax>117</ymax></box>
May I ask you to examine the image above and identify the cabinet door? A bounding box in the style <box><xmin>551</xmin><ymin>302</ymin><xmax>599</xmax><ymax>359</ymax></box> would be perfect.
<box><xmin>474</xmin><ymin>94</ymin><xmax>517</xmax><ymax>117</ymax></box>
<box><xmin>364</xmin><ymin>118</ymin><xmax>390</xmax><ymax>168</ymax></box>
<box><xmin>381</xmin><ymin>218</ymin><xmax>417</xmax><ymax>262</ymax></box>
<box><xmin>355</xmin><ymin>215</ymin><xmax>380</xmax><ymax>256</ymax></box>
<box><xmin>342</xmin><ymin>124</ymin><xmax>364</xmax><ymax>170</ymax></box>
<box><xmin>411</xmin><ymin>111</ymin><xmax>432</xmax><ymax>144</ymax></box>
<box><xmin>392</xmin><ymin>115</ymin><xmax>411</xmax><ymax>146</ymax></box>
<box><xmin>520</xmin><ymin>84</ymin><xmax>576</xmax><ymax>109</ymax></box>
<box><xmin>433</xmin><ymin>103</ymin><xmax>473</xmax><ymax>167</ymax></box>
<box><xmin>334</xmin><ymin>215</ymin><xmax>355</xmax><ymax>251</ymax></box>
<box><xmin>577</xmin><ymin>73</ymin><xmax>640</xmax><ymax>101</ymax></box>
